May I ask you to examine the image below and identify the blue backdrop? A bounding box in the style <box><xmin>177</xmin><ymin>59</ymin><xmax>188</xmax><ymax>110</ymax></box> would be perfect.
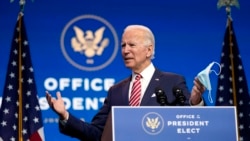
<box><xmin>0</xmin><ymin>0</ymin><xmax>249</xmax><ymax>140</ymax></box>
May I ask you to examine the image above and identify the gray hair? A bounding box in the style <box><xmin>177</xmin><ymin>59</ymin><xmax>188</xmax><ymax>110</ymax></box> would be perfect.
<box><xmin>123</xmin><ymin>25</ymin><xmax>155</xmax><ymax>59</ymax></box>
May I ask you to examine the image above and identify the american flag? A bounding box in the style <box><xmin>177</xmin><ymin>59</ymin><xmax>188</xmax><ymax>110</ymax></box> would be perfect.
<box><xmin>215</xmin><ymin>17</ymin><xmax>250</xmax><ymax>141</ymax></box>
<box><xmin>0</xmin><ymin>12</ymin><xmax>45</xmax><ymax>141</ymax></box>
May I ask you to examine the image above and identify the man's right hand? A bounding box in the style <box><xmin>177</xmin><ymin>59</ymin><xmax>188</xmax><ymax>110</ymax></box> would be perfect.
<box><xmin>46</xmin><ymin>91</ymin><xmax>69</xmax><ymax>120</ymax></box>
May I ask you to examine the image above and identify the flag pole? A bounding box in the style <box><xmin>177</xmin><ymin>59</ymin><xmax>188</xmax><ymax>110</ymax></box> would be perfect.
<box><xmin>0</xmin><ymin>0</ymin><xmax>44</xmax><ymax>140</ymax></box>
<box><xmin>217</xmin><ymin>0</ymin><xmax>240</xmax><ymax>102</ymax></box>
<box><xmin>217</xmin><ymin>0</ymin><xmax>240</xmax><ymax>140</ymax></box>
<box><xmin>18</xmin><ymin>1</ymin><xmax>25</xmax><ymax>140</ymax></box>
<box><xmin>219</xmin><ymin>0</ymin><xmax>239</xmax><ymax>107</ymax></box>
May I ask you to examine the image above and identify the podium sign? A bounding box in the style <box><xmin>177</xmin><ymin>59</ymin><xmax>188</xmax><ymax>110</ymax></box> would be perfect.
<box><xmin>112</xmin><ymin>106</ymin><xmax>238</xmax><ymax>141</ymax></box>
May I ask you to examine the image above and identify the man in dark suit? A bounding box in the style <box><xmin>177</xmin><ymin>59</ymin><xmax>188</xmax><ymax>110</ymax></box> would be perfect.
<box><xmin>46</xmin><ymin>25</ymin><xmax>205</xmax><ymax>141</ymax></box>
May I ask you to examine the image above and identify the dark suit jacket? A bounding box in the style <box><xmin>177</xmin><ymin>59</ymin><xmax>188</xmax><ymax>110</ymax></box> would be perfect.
<box><xmin>59</xmin><ymin>69</ymin><xmax>191</xmax><ymax>141</ymax></box>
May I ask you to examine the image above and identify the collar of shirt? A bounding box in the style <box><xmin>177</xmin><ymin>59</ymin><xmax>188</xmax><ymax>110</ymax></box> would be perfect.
<box><xmin>129</xmin><ymin>63</ymin><xmax>156</xmax><ymax>102</ymax></box>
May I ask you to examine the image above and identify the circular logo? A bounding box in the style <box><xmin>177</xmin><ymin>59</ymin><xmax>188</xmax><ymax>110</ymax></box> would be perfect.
<box><xmin>60</xmin><ymin>14</ymin><xmax>119</xmax><ymax>71</ymax></box>
<box><xmin>142</xmin><ymin>112</ymin><xmax>165</xmax><ymax>135</ymax></box>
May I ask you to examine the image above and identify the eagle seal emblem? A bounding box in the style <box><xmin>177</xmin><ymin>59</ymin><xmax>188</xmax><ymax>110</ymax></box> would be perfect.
<box><xmin>60</xmin><ymin>14</ymin><xmax>119</xmax><ymax>71</ymax></box>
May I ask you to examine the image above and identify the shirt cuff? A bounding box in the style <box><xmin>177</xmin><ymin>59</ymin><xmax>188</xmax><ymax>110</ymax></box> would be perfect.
<box><xmin>189</xmin><ymin>98</ymin><xmax>204</xmax><ymax>106</ymax></box>
<box><xmin>59</xmin><ymin>111</ymin><xmax>69</xmax><ymax>125</ymax></box>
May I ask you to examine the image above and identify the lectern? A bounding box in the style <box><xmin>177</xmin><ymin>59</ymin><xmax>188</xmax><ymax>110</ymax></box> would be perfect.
<box><xmin>102</xmin><ymin>106</ymin><xmax>238</xmax><ymax>141</ymax></box>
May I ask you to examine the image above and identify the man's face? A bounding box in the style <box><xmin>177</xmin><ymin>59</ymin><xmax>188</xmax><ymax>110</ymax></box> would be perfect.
<box><xmin>121</xmin><ymin>29</ymin><xmax>152</xmax><ymax>73</ymax></box>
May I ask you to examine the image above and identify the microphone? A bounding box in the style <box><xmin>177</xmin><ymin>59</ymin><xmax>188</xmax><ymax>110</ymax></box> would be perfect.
<box><xmin>155</xmin><ymin>87</ymin><xmax>168</xmax><ymax>106</ymax></box>
<box><xmin>172</xmin><ymin>87</ymin><xmax>186</xmax><ymax>106</ymax></box>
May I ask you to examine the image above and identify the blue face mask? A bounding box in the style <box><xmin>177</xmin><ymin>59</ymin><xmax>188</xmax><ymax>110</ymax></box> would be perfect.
<box><xmin>197</xmin><ymin>61</ymin><xmax>221</xmax><ymax>103</ymax></box>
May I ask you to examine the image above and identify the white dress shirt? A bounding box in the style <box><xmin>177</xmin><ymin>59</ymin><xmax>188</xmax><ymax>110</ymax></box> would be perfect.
<box><xmin>128</xmin><ymin>63</ymin><xmax>155</xmax><ymax>103</ymax></box>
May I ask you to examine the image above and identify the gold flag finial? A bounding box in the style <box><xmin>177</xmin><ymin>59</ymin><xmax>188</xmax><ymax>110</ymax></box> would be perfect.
<box><xmin>19</xmin><ymin>0</ymin><xmax>26</xmax><ymax>11</ymax></box>
<box><xmin>217</xmin><ymin>0</ymin><xmax>240</xmax><ymax>17</ymax></box>
<box><xmin>9</xmin><ymin>0</ymin><xmax>26</xmax><ymax>11</ymax></box>
<box><xmin>10</xmin><ymin>0</ymin><xmax>35</xmax><ymax>12</ymax></box>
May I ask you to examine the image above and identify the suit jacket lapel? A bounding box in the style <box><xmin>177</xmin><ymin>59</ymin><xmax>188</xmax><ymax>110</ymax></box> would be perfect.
<box><xmin>140</xmin><ymin>69</ymin><xmax>162</xmax><ymax>105</ymax></box>
<box><xmin>121</xmin><ymin>76</ymin><xmax>131</xmax><ymax>105</ymax></box>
